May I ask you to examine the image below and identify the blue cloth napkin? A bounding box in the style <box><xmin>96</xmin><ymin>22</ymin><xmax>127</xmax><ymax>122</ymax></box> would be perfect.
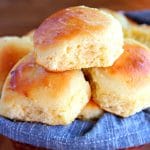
<box><xmin>0</xmin><ymin>11</ymin><xmax>150</xmax><ymax>150</ymax></box>
<box><xmin>125</xmin><ymin>10</ymin><xmax>150</xmax><ymax>25</ymax></box>
<box><xmin>0</xmin><ymin>111</ymin><xmax>150</xmax><ymax>150</ymax></box>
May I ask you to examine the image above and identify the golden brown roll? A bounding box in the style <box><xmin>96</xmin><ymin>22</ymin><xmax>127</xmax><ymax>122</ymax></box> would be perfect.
<box><xmin>124</xmin><ymin>25</ymin><xmax>150</xmax><ymax>48</ymax></box>
<box><xmin>99</xmin><ymin>8</ymin><xmax>150</xmax><ymax>48</ymax></box>
<box><xmin>34</xmin><ymin>6</ymin><xmax>123</xmax><ymax>71</ymax></box>
<box><xmin>78</xmin><ymin>100</ymin><xmax>103</xmax><ymax>120</ymax></box>
<box><xmin>99</xmin><ymin>8</ymin><xmax>130</xmax><ymax>30</ymax></box>
<box><xmin>85</xmin><ymin>39</ymin><xmax>150</xmax><ymax>117</ymax></box>
<box><xmin>0</xmin><ymin>53</ymin><xmax>90</xmax><ymax>125</ymax></box>
<box><xmin>0</xmin><ymin>36</ymin><xmax>33</xmax><ymax>93</ymax></box>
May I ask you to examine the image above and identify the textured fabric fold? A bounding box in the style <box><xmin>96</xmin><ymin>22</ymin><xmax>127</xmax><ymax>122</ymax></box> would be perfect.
<box><xmin>0</xmin><ymin>111</ymin><xmax>150</xmax><ymax>149</ymax></box>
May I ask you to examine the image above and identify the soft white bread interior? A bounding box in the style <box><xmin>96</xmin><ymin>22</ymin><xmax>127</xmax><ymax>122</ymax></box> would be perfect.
<box><xmin>0</xmin><ymin>53</ymin><xmax>91</xmax><ymax>125</ymax></box>
<box><xmin>85</xmin><ymin>39</ymin><xmax>150</xmax><ymax>117</ymax></box>
<box><xmin>34</xmin><ymin>6</ymin><xmax>123</xmax><ymax>71</ymax></box>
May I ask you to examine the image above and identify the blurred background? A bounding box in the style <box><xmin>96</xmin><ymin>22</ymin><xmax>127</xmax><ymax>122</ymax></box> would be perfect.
<box><xmin>0</xmin><ymin>0</ymin><xmax>150</xmax><ymax>36</ymax></box>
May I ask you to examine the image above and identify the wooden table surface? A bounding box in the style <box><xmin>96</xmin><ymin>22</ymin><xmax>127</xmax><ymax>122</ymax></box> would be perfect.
<box><xmin>0</xmin><ymin>0</ymin><xmax>150</xmax><ymax>149</ymax></box>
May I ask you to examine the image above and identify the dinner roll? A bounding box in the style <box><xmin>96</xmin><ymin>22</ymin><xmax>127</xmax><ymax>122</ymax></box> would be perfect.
<box><xmin>124</xmin><ymin>25</ymin><xmax>150</xmax><ymax>48</ymax></box>
<box><xmin>34</xmin><ymin>6</ymin><xmax>123</xmax><ymax>71</ymax></box>
<box><xmin>85</xmin><ymin>39</ymin><xmax>150</xmax><ymax>117</ymax></box>
<box><xmin>99</xmin><ymin>8</ymin><xmax>130</xmax><ymax>30</ymax></box>
<box><xmin>0</xmin><ymin>36</ymin><xmax>33</xmax><ymax>93</ymax></box>
<box><xmin>78</xmin><ymin>100</ymin><xmax>103</xmax><ymax>120</ymax></box>
<box><xmin>99</xmin><ymin>8</ymin><xmax>150</xmax><ymax>48</ymax></box>
<box><xmin>0</xmin><ymin>53</ymin><xmax>90</xmax><ymax>125</ymax></box>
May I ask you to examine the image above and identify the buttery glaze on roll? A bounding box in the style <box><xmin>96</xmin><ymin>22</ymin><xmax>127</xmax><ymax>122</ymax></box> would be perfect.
<box><xmin>34</xmin><ymin>6</ymin><xmax>123</xmax><ymax>71</ymax></box>
<box><xmin>0</xmin><ymin>36</ymin><xmax>33</xmax><ymax>93</ymax></box>
<box><xmin>85</xmin><ymin>39</ymin><xmax>150</xmax><ymax>117</ymax></box>
<box><xmin>0</xmin><ymin>53</ymin><xmax>90</xmax><ymax>125</ymax></box>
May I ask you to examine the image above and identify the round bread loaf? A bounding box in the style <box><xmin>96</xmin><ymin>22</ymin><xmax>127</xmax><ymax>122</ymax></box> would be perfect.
<box><xmin>0</xmin><ymin>53</ymin><xmax>90</xmax><ymax>125</ymax></box>
<box><xmin>0</xmin><ymin>36</ymin><xmax>33</xmax><ymax>93</ymax></box>
<box><xmin>85</xmin><ymin>39</ymin><xmax>150</xmax><ymax>117</ymax></box>
<box><xmin>34</xmin><ymin>6</ymin><xmax>123</xmax><ymax>71</ymax></box>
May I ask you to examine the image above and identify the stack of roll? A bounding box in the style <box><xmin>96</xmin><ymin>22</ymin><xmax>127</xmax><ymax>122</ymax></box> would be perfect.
<box><xmin>0</xmin><ymin>6</ymin><xmax>150</xmax><ymax>125</ymax></box>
